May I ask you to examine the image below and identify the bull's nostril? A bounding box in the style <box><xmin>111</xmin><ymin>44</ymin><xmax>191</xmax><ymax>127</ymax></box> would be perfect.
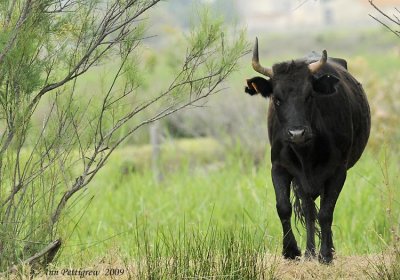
<box><xmin>287</xmin><ymin>128</ymin><xmax>306</xmax><ymax>142</ymax></box>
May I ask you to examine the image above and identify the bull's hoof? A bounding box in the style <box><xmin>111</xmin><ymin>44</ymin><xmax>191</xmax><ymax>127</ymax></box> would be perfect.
<box><xmin>304</xmin><ymin>249</ymin><xmax>317</xmax><ymax>260</ymax></box>
<box><xmin>283</xmin><ymin>245</ymin><xmax>301</xmax><ymax>260</ymax></box>
<box><xmin>318</xmin><ymin>252</ymin><xmax>333</xmax><ymax>264</ymax></box>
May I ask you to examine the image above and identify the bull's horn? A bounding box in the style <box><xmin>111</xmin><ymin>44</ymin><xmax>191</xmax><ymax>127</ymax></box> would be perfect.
<box><xmin>252</xmin><ymin>37</ymin><xmax>273</xmax><ymax>78</ymax></box>
<box><xmin>308</xmin><ymin>50</ymin><xmax>327</xmax><ymax>73</ymax></box>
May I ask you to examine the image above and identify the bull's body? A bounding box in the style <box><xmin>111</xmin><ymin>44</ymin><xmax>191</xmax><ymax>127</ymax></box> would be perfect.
<box><xmin>245</xmin><ymin>38</ymin><xmax>370</xmax><ymax>263</ymax></box>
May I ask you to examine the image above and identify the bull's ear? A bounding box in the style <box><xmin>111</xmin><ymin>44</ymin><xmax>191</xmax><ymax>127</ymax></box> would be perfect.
<box><xmin>313</xmin><ymin>74</ymin><xmax>339</xmax><ymax>95</ymax></box>
<box><xmin>245</xmin><ymin>77</ymin><xmax>272</xmax><ymax>98</ymax></box>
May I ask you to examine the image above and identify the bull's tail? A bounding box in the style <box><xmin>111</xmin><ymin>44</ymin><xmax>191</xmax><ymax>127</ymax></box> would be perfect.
<box><xmin>291</xmin><ymin>180</ymin><xmax>305</xmax><ymax>229</ymax></box>
<box><xmin>291</xmin><ymin>180</ymin><xmax>320</xmax><ymax>238</ymax></box>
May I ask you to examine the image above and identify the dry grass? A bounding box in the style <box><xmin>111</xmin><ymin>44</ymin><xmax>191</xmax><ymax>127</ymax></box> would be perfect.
<box><xmin>7</xmin><ymin>253</ymin><xmax>396</xmax><ymax>280</ymax></box>
<box><xmin>274</xmin><ymin>254</ymin><xmax>392</xmax><ymax>280</ymax></box>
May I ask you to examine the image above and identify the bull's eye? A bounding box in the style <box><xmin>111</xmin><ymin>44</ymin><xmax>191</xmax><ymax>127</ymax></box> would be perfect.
<box><xmin>274</xmin><ymin>97</ymin><xmax>281</xmax><ymax>106</ymax></box>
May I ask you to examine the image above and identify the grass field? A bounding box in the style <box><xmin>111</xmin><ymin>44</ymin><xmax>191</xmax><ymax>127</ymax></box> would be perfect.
<box><xmin>45</xmin><ymin>137</ymin><xmax>400</xmax><ymax>279</ymax></box>
<box><xmin>48</xmin><ymin>39</ymin><xmax>399</xmax><ymax>278</ymax></box>
<box><xmin>4</xmin><ymin>25</ymin><xmax>399</xmax><ymax>278</ymax></box>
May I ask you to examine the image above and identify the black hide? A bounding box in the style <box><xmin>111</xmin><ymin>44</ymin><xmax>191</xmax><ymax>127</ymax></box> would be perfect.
<box><xmin>245</xmin><ymin>55</ymin><xmax>371</xmax><ymax>263</ymax></box>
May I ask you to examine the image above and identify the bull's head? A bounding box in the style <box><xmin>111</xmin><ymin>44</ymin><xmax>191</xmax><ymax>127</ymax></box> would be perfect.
<box><xmin>245</xmin><ymin>38</ymin><xmax>339</xmax><ymax>145</ymax></box>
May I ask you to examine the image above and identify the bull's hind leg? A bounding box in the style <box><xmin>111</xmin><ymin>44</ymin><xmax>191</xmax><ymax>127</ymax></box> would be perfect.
<box><xmin>272</xmin><ymin>165</ymin><xmax>301</xmax><ymax>259</ymax></box>
<box><xmin>318</xmin><ymin>166</ymin><xmax>346</xmax><ymax>264</ymax></box>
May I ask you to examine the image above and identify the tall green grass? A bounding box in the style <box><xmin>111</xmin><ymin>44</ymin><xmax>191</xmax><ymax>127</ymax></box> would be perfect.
<box><xmin>54</xmin><ymin>139</ymin><xmax>399</xmax><ymax>276</ymax></box>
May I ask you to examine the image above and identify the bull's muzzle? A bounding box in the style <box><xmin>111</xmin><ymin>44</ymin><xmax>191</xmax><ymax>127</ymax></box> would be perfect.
<box><xmin>287</xmin><ymin>126</ymin><xmax>311</xmax><ymax>144</ymax></box>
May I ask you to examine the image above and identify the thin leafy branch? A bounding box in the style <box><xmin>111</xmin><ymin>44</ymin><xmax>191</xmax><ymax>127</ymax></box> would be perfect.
<box><xmin>0</xmin><ymin>0</ymin><xmax>248</xmax><ymax>273</ymax></box>
<box><xmin>369</xmin><ymin>0</ymin><xmax>400</xmax><ymax>38</ymax></box>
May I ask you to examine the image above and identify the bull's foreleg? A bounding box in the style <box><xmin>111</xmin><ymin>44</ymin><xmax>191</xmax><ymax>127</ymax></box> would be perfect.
<box><xmin>318</xmin><ymin>166</ymin><xmax>346</xmax><ymax>264</ymax></box>
<box><xmin>272</xmin><ymin>165</ymin><xmax>301</xmax><ymax>260</ymax></box>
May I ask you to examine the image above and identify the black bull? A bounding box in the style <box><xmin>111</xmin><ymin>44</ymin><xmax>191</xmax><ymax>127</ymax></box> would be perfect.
<box><xmin>244</xmin><ymin>38</ymin><xmax>371</xmax><ymax>263</ymax></box>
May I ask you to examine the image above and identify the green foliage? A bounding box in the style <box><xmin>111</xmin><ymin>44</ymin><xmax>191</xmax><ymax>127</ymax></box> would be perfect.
<box><xmin>0</xmin><ymin>0</ymin><xmax>247</xmax><ymax>273</ymax></box>
<box><xmin>162</xmin><ymin>9</ymin><xmax>248</xmax><ymax>102</ymax></box>
<box><xmin>0</xmin><ymin>0</ymin><xmax>398</xmax><ymax>277</ymax></box>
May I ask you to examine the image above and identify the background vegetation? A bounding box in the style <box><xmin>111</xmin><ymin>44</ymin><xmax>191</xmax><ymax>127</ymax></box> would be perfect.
<box><xmin>56</xmin><ymin>28</ymin><xmax>399</xmax><ymax>279</ymax></box>
<box><xmin>1</xmin><ymin>0</ymin><xmax>399</xmax><ymax>279</ymax></box>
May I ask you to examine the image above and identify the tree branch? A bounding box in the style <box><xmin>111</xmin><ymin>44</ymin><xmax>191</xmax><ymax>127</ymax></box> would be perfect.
<box><xmin>0</xmin><ymin>239</ymin><xmax>61</xmax><ymax>277</ymax></box>
<box><xmin>27</xmin><ymin>0</ymin><xmax>162</xmax><ymax>112</ymax></box>
<box><xmin>0</xmin><ymin>0</ymin><xmax>32</xmax><ymax>66</ymax></box>
<box><xmin>369</xmin><ymin>0</ymin><xmax>400</xmax><ymax>38</ymax></box>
